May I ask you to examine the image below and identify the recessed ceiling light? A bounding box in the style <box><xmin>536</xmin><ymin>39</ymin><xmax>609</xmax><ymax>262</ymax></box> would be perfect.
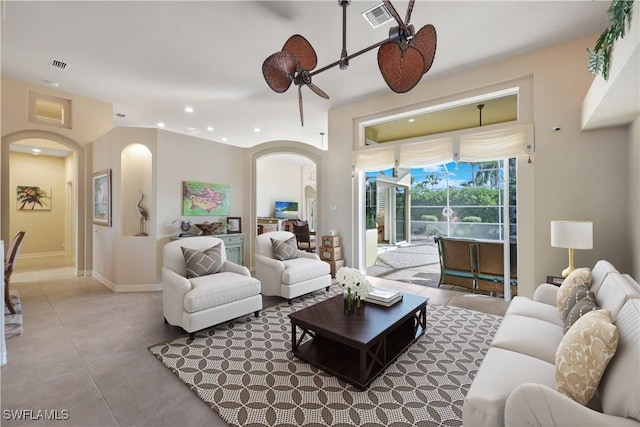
<box><xmin>221</xmin><ymin>137</ymin><xmax>228</xmax><ymax>142</ymax></box>
<box><xmin>42</xmin><ymin>79</ymin><xmax>59</xmax><ymax>87</ymax></box>
<box><xmin>408</xmin><ymin>118</ymin><xmax>415</xmax><ymax>123</ymax></box>
<box><xmin>207</xmin><ymin>126</ymin><xmax>214</xmax><ymax>131</ymax></box>
<box><xmin>254</xmin><ymin>128</ymin><xmax>261</xmax><ymax>133</ymax></box>
<box><xmin>185</xmin><ymin>107</ymin><xmax>194</xmax><ymax>113</ymax></box>
<box><xmin>31</xmin><ymin>148</ymin><xmax>42</xmax><ymax>153</ymax></box>
<box><xmin>157</xmin><ymin>122</ymin><xmax>165</xmax><ymax>128</ymax></box>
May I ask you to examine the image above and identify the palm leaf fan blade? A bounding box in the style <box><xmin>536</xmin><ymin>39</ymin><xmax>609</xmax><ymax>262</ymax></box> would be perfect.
<box><xmin>410</xmin><ymin>24</ymin><xmax>437</xmax><ymax>74</ymax></box>
<box><xmin>382</xmin><ymin>0</ymin><xmax>406</xmax><ymax>30</ymax></box>
<box><xmin>377</xmin><ymin>42</ymin><xmax>424</xmax><ymax>93</ymax></box>
<box><xmin>282</xmin><ymin>34</ymin><xmax>318</xmax><ymax>71</ymax></box>
<box><xmin>298</xmin><ymin>85</ymin><xmax>304</xmax><ymax>126</ymax></box>
<box><xmin>404</xmin><ymin>0</ymin><xmax>415</xmax><ymax>26</ymax></box>
<box><xmin>307</xmin><ymin>82</ymin><xmax>329</xmax><ymax>99</ymax></box>
<box><xmin>262</xmin><ymin>51</ymin><xmax>296</xmax><ymax>93</ymax></box>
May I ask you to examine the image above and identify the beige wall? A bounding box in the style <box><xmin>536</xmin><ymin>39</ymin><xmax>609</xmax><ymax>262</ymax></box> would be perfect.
<box><xmin>1</xmin><ymin>76</ymin><xmax>114</xmax><ymax>274</ymax></box>
<box><xmin>91</xmin><ymin>127</ymin><xmax>158</xmax><ymax>289</ymax></box>
<box><xmin>9</xmin><ymin>152</ymin><xmax>67</xmax><ymax>255</ymax></box>
<box><xmin>326</xmin><ymin>34</ymin><xmax>634</xmax><ymax>297</ymax></box>
<box><xmin>1</xmin><ymin>76</ymin><xmax>113</xmax><ymax>145</ymax></box>
<box><xmin>630</xmin><ymin>116</ymin><xmax>640</xmax><ymax>280</ymax></box>
<box><xmin>91</xmin><ymin>126</ymin><xmax>245</xmax><ymax>288</ymax></box>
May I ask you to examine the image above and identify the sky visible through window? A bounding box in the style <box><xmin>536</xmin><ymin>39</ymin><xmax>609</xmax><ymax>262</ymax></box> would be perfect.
<box><xmin>366</xmin><ymin>162</ymin><xmax>483</xmax><ymax>189</ymax></box>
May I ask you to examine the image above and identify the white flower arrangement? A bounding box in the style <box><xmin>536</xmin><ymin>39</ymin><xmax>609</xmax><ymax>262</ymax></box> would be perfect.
<box><xmin>336</xmin><ymin>267</ymin><xmax>372</xmax><ymax>299</ymax></box>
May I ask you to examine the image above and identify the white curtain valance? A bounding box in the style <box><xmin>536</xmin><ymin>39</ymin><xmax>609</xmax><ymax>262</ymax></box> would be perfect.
<box><xmin>354</xmin><ymin>146</ymin><xmax>395</xmax><ymax>172</ymax></box>
<box><xmin>459</xmin><ymin>124</ymin><xmax>533</xmax><ymax>162</ymax></box>
<box><xmin>398</xmin><ymin>137</ymin><xmax>454</xmax><ymax>169</ymax></box>
<box><xmin>355</xmin><ymin>123</ymin><xmax>534</xmax><ymax>171</ymax></box>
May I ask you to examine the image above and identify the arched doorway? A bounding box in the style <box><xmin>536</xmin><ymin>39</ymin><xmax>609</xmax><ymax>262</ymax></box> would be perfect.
<box><xmin>248</xmin><ymin>143</ymin><xmax>323</xmax><ymax>271</ymax></box>
<box><xmin>1</xmin><ymin>130</ymin><xmax>87</xmax><ymax>275</ymax></box>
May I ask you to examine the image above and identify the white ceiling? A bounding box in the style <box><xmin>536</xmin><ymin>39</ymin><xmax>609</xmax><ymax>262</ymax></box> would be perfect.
<box><xmin>1</xmin><ymin>1</ymin><xmax>610</xmax><ymax>149</ymax></box>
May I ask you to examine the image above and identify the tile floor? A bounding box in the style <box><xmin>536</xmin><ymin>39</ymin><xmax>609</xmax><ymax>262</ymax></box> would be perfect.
<box><xmin>1</xmin><ymin>256</ymin><xmax>508</xmax><ymax>426</ymax></box>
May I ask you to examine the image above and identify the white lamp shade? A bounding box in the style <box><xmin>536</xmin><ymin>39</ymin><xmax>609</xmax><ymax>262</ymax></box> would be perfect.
<box><xmin>551</xmin><ymin>221</ymin><xmax>593</xmax><ymax>249</ymax></box>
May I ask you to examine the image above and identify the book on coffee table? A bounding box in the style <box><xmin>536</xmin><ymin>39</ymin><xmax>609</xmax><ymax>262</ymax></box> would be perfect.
<box><xmin>366</xmin><ymin>287</ymin><xmax>402</xmax><ymax>306</ymax></box>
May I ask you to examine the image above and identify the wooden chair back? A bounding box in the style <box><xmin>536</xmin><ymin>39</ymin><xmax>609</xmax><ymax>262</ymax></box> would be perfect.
<box><xmin>5</xmin><ymin>231</ymin><xmax>26</xmax><ymax>314</ymax></box>
<box><xmin>5</xmin><ymin>231</ymin><xmax>26</xmax><ymax>273</ymax></box>
<box><xmin>292</xmin><ymin>221</ymin><xmax>315</xmax><ymax>251</ymax></box>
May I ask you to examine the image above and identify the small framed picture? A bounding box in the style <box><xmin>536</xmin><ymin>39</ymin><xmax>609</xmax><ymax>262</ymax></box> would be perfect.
<box><xmin>92</xmin><ymin>169</ymin><xmax>112</xmax><ymax>227</ymax></box>
<box><xmin>227</xmin><ymin>217</ymin><xmax>241</xmax><ymax>234</ymax></box>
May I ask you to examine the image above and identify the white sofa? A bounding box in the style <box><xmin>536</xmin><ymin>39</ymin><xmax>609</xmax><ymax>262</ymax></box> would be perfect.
<box><xmin>255</xmin><ymin>231</ymin><xmax>331</xmax><ymax>304</ymax></box>
<box><xmin>162</xmin><ymin>236</ymin><xmax>262</xmax><ymax>339</ymax></box>
<box><xmin>463</xmin><ymin>260</ymin><xmax>640</xmax><ymax>427</ymax></box>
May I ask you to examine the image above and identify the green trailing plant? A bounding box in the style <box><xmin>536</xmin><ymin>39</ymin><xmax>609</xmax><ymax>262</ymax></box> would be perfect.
<box><xmin>587</xmin><ymin>0</ymin><xmax>634</xmax><ymax>80</ymax></box>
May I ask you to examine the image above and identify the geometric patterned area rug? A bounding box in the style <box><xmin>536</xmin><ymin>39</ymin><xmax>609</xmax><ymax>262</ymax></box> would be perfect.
<box><xmin>4</xmin><ymin>292</ymin><xmax>23</xmax><ymax>339</ymax></box>
<box><xmin>149</xmin><ymin>288</ymin><xmax>502</xmax><ymax>427</ymax></box>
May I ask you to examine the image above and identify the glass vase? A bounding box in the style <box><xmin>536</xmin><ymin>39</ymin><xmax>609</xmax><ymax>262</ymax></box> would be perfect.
<box><xmin>343</xmin><ymin>288</ymin><xmax>365</xmax><ymax>315</ymax></box>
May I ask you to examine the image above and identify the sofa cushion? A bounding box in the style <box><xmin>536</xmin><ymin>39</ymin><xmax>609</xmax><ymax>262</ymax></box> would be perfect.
<box><xmin>590</xmin><ymin>260</ymin><xmax>619</xmax><ymax>295</ymax></box>
<box><xmin>562</xmin><ymin>284</ymin><xmax>595</xmax><ymax>320</ymax></box>
<box><xmin>599</xmin><ymin>299</ymin><xmax>640</xmax><ymax>421</ymax></box>
<box><xmin>281</xmin><ymin>257</ymin><xmax>330</xmax><ymax>284</ymax></box>
<box><xmin>271</xmin><ymin>237</ymin><xmax>298</xmax><ymax>261</ymax></box>
<box><xmin>505</xmin><ymin>297</ymin><xmax>564</xmax><ymax>326</ymax></box>
<box><xmin>563</xmin><ymin>298</ymin><xmax>598</xmax><ymax>334</ymax></box>
<box><xmin>557</xmin><ymin>268</ymin><xmax>592</xmax><ymax>314</ymax></box>
<box><xmin>595</xmin><ymin>272</ymin><xmax>640</xmax><ymax>321</ymax></box>
<box><xmin>181</xmin><ymin>244</ymin><xmax>223</xmax><ymax>279</ymax></box>
<box><xmin>490</xmin><ymin>314</ymin><xmax>564</xmax><ymax>364</ymax></box>
<box><xmin>555</xmin><ymin>309</ymin><xmax>619</xmax><ymax>405</ymax></box>
<box><xmin>463</xmin><ymin>347</ymin><xmax>556</xmax><ymax>427</ymax></box>
<box><xmin>184</xmin><ymin>272</ymin><xmax>261</xmax><ymax>313</ymax></box>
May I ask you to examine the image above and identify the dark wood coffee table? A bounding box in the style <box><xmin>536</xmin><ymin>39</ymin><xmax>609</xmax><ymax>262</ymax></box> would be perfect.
<box><xmin>288</xmin><ymin>293</ymin><xmax>428</xmax><ymax>390</ymax></box>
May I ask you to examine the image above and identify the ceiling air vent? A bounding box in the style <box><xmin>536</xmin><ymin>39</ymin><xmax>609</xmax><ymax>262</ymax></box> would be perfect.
<box><xmin>362</xmin><ymin>3</ymin><xmax>393</xmax><ymax>28</ymax></box>
<box><xmin>50</xmin><ymin>58</ymin><xmax>68</xmax><ymax>70</ymax></box>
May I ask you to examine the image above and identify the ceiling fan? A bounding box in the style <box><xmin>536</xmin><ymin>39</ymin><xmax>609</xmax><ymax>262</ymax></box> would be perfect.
<box><xmin>262</xmin><ymin>0</ymin><xmax>437</xmax><ymax>126</ymax></box>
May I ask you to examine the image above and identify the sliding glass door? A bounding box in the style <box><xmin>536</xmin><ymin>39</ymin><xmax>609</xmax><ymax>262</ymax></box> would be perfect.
<box><xmin>375</xmin><ymin>172</ymin><xmax>411</xmax><ymax>246</ymax></box>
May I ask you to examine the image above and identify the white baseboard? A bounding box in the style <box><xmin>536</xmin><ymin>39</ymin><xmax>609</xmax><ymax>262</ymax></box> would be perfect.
<box><xmin>19</xmin><ymin>251</ymin><xmax>66</xmax><ymax>259</ymax></box>
<box><xmin>91</xmin><ymin>271</ymin><xmax>162</xmax><ymax>293</ymax></box>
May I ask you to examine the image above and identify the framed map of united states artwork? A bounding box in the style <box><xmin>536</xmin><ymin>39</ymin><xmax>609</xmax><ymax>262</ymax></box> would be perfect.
<box><xmin>182</xmin><ymin>181</ymin><xmax>230</xmax><ymax>216</ymax></box>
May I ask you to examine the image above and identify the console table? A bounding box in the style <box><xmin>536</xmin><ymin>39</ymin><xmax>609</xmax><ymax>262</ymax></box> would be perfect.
<box><xmin>217</xmin><ymin>234</ymin><xmax>245</xmax><ymax>266</ymax></box>
<box><xmin>171</xmin><ymin>234</ymin><xmax>245</xmax><ymax>266</ymax></box>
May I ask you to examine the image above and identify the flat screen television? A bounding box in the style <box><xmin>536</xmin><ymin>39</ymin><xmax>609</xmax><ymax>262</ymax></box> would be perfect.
<box><xmin>274</xmin><ymin>201</ymin><xmax>299</xmax><ymax>219</ymax></box>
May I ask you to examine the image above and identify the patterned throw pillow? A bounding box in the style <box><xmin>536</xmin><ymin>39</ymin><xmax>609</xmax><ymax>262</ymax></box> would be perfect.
<box><xmin>562</xmin><ymin>284</ymin><xmax>596</xmax><ymax>320</ymax></box>
<box><xmin>555</xmin><ymin>309</ymin><xmax>619</xmax><ymax>405</ymax></box>
<box><xmin>556</xmin><ymin>268</ymin><xmax>592</xmax><ymax>314</ymax></box>
<box><xmin>564</xmin><ymin>299</ymin><xmax>598</xmax><ymax>334</ymax></box>
<box><xmin>271</xmin><ymin>237</ymin><xmax>298</xmax><ymax>261</ymax></box>
<box><xmin>181</xmin><ymin>244</ymin><xmax>223</xmax><ymax>279</ymax></box>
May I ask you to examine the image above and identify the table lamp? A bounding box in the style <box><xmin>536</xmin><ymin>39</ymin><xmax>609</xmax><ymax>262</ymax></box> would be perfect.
<box><xmin>551</xmin><ymin>220</ymin><xmax>593</xmax><ymax>277</ymax></box>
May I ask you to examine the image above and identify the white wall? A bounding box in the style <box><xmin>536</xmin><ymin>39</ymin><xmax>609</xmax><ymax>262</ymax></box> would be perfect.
<box><xmin>325</xmin><ymin>34</ymin><xmax>633</xmax><ymax>297</ymax></box>
<box><xmin>256</xmin><ymin>155</ymin><xmax>304</xmax><ymax>218</ymax></box>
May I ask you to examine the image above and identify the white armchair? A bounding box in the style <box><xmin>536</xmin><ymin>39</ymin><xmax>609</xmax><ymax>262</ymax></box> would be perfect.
<box><xmin>162</xmin><ymin>236</ymin><xmax>262</xmax><ymax>339</ymax></box>
<box><xmin>255</xmin><ymin>231</ymin><xmax>331</xmax><ymax>304</ymax></box>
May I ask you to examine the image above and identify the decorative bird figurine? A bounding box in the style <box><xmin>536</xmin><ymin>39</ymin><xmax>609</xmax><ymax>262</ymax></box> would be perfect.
<box><xmin>136</xmin><ymin>190</ymin><xmax>149</xmax><ymax>236</ymax></box>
